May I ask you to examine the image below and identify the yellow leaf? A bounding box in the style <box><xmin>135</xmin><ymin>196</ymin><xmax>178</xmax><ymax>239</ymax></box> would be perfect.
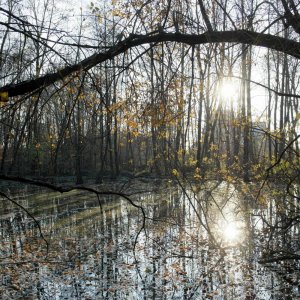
<box><xmin>209</xmin><ymin>143</ymin><xmax>218</xmax><ymax>151</ymax></box>
<box><xmin>132</xmin><ymin>131</ymin><xmax>139</xmax><ymax>137</ymax></box>
<box><xmin>112</xmin><ymin>9</ymin><xmax>121</xmax><ymax>17</ymax></box>
<box><xmin>194</xmin><ymin>167</ymin><xmax>201</xmax><ymax>180</ymax></box>
<box><xmin>172</xmin><ymin>169</ymin><xmax>179</xmax><ymax>177</ymax></box>
<box><xmin>127</xmin><ymin>120</ymin><xmax>138</xmax><ymax>128</ymax></box>
<box><xmin>0</xmin><ymin>91</ymin><xmax>9</xmax><ymax>105</ymax></box>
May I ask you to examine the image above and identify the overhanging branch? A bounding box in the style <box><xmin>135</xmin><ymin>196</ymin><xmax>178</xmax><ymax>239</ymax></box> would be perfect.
<box><xmin>1</xmin><ymin>30</ymin><xmax>300</xmax><ymax>98</ymax></box>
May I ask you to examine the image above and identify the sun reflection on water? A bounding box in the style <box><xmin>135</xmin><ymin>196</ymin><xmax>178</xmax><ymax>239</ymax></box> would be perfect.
<box><xmin>216</xmin><ymin>219</ymin><xmax>246</xmax><ymax>246</ymax></box>
<box><xmin>216</xmin><ymin>219</ymin><xmax>245</xmax><ymax>246</ymax></box>
<box><xmin>223</xmin><ymin>222</ymin><xmax>240</xmax><ymax>243</ymax></box>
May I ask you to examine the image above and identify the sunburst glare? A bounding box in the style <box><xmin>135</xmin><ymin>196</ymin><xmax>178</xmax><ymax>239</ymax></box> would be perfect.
<box><xmin>215</xmin><ymin>218</ymin><xmax>243</xmax><ymax>246</ymax></box>
<box><xmin>217</xmin><ymin>78</ymin><xmax>239</xmax><ymax>103</ymax></box>
<box><xmin>223</xmin><ymin>222</ymin><xmax>240</xmax><ymax>243</ymax></box>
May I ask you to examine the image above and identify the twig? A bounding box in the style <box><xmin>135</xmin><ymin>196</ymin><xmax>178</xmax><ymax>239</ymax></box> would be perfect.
<box><xmin>0</xmin><ymin>175</ymin><xmax>146</xmax><ymax>262</ymax></box>
<box><xmin>0</xmin><ymin>190</ymin><xmax>49</xmax><ymax>251</ymax></box>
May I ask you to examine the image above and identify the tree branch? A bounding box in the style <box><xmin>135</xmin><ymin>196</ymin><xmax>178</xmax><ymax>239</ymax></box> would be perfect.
<box><xmin>281</xmin><ymin>0</ymin><xmax>300</xmax><ymax>34</ymax></box>
<box><xmin>266</xmin><ymin>135</ymin><xmax>300</xmax><ymax>173</ymax></box>
<box><xmin>225</xmin><ymin>75</ymin><xmax>300</xmax><ymax>99</ymax></box>
<box><xmin>1</xmin><ymin>30</ymin><xmax>300</xmax><ymax>98</ymax></box>
<box><xmin>0</xmin><ymin>174</ymin><xmax>146</xmax><ymax>254</ymax></box>
<box><xmin>0</xmin><ymin>190</ymin><xmax>49</xmax><ymax>250</ymax></box>
<box><xmin>197</xmin><ymin>0</ymin><xmax>214</xmax><ymax>31</ymax></box>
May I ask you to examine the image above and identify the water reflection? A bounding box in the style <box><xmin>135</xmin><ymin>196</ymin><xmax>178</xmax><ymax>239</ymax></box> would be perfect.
<box><xmin>0</xmin><ymin>181</ymin><xmax>299</xmax><ymax>299</ymax></box>
<box><xmin>222</xmin><ymin>222</ymin><xmax>241</xmax><ymax>243</ymax></box>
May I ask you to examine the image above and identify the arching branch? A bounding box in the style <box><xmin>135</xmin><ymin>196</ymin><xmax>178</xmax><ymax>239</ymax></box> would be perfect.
<box><xmin>1</xmin><ymin>30</ymin><xmax>300</xmax><ymax>98</ymax></box>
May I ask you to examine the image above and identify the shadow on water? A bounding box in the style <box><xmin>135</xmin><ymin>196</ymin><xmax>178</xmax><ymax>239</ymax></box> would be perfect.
<box><xmin>0</xmin><ymin>180</ymin><xmax>300</xmax><ymax>299</ymax></box>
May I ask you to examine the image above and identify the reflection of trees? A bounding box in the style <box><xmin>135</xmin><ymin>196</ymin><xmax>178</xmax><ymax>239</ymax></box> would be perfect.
<box><xmin>0</xmin><ymin>179</ymin><xmax>300</xmax><ymax>298</ymax></box>
<box><xmin>0</xmin><ymin>0</ymin><xmax>300</xmax><ymax>298</ymax></box>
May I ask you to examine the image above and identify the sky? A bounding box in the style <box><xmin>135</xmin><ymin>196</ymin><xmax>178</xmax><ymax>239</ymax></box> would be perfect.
<box><xmin>19</xmin><ymin>0</ymin><xmax>289</xmax><ymax>125</ymax></box>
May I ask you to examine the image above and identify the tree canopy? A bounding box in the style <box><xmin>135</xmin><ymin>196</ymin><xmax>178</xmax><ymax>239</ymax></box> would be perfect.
<box><xmin>0</xmin><ymin>0</ymin><xmax>299</xmax><ymax>182</ymax></box>
<box><xmin>1</xmin><ymin>1</ymin><xmax>300</xmax><ymax>98</ymax></box>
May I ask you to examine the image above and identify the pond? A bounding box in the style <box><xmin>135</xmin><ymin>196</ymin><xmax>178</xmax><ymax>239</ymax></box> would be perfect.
<box><xmin>0</xmin><ymin>180</ymin><xmax>300</xmax><ymax>299</ymax></box>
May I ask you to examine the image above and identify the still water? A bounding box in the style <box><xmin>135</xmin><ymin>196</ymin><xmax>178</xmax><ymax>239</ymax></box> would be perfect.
<box><xmin>0</xmin><ymin>180</ymin><xmax>299</xmax><ymax>299</ymax></box>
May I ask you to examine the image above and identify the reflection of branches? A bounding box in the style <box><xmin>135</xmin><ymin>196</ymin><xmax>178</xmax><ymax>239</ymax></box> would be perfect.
<box><xmin>253</xmin><ymin>209</ymin><xmax>300</xmax><ymax>250</ymax></box>
<box><xmin>254</xmin><ymin>135</ymin><xmax>300</xmax><ymax>262</ymax></box>
<box><xmin>259</xmin><ymin>253</ymin><xmax>300</xmax><ymax>263</ymax></box>
<box><xmin>0</xmin><ymin>175</ymin><xmax>146</xmax><ymax>258</ymax></box>
<box><xmin>173</xmin><ymin>175</ymin><xmax>220</xmax><ymax>247</ymax></box>
<box><xmin>187</xmin><ymin>254</ymin><xmax>225</xmax><ymax>299</ymax></box>
<box><xmin>0</xmin><ymin>190</ymin><xmax>49</xmax><ymax>250</ymax></box>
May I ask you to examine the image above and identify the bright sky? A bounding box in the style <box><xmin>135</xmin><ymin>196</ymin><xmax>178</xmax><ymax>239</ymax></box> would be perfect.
<box><xmin>34</xmin><ymin>0</ymin><xmax>288</xmax><ymax>125</ymax></box>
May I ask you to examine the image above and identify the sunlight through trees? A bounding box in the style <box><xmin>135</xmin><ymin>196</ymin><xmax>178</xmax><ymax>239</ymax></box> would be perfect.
<box><xmin>0</xmin><ymin>0</ymin><xmax>300</xmax><ymax>298</ymax></box>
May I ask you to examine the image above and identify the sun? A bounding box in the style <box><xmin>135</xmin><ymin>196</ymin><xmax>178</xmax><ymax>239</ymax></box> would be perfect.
<box><xmin>217</xmin><ymin>78</ymin><xmax>239</xmax><ymax>102</ymax></box>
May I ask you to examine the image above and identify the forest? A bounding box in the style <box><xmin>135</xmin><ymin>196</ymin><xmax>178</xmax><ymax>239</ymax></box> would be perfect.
<box><xmin>0</xmin><ymin>0</ymin><xmax>300</xmax><ymax>299</ymax></box>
